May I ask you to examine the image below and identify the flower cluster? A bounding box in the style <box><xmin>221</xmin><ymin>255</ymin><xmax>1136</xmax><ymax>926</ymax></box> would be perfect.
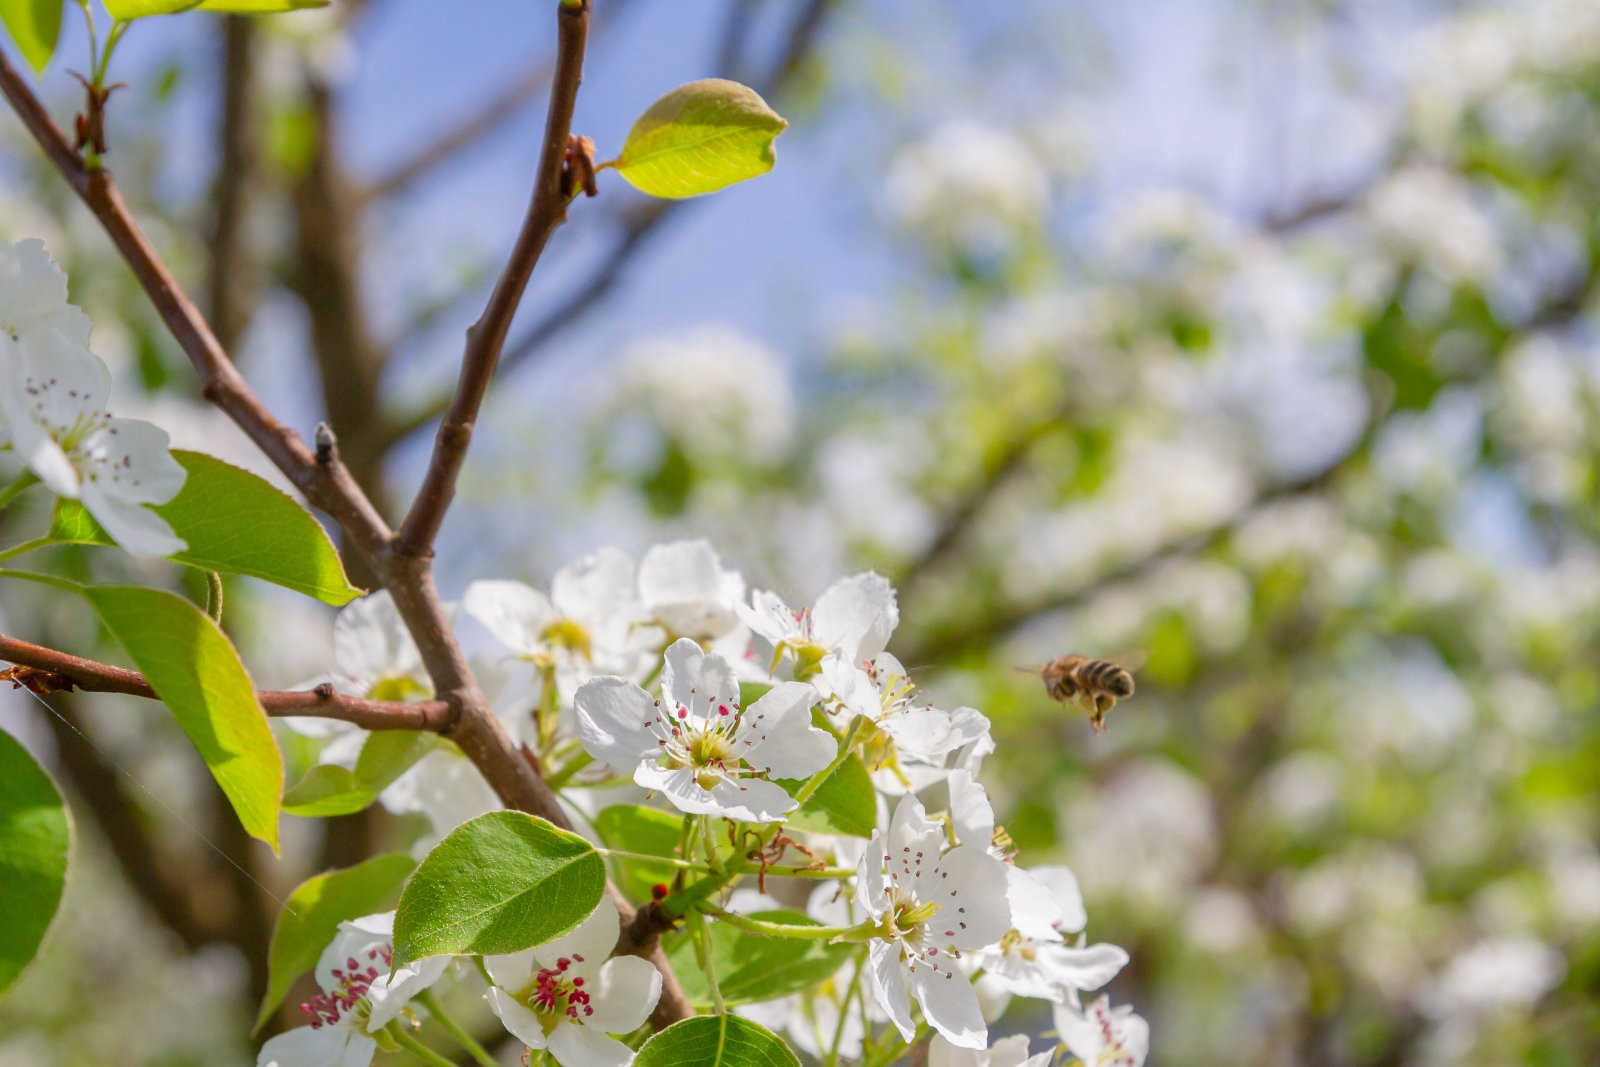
<box><xmin>0</xmin><ymin>239</ymin><xmax>186</xmax><ymax>556</ymax></box>
<box><xmin>275</xmin><ymin>543</ymin><xmax>1144</xmax><ymax>1064</ymax></box>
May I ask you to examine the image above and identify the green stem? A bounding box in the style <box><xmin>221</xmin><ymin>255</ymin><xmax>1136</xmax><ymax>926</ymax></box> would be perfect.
<box><xmin>689</xmin><ymin>908</ymin><xmax>725</xmax><ymax>1015</ymax></box>
<box><xmin>825</xmin><ymin>954</ymin><xmax>866</xmax><ymax>1067</ymax></box>
<box><xmin>91</xmin><ymin>20</ymin><xmax>128</xmax><ymax>88</ymax></box>
<box><xmin>0</xmin><ymin>471</ymin><xmax>39</xmax><ymax>513</ymax></box>
<box><xmin>544</xmin><ymin>748</ymin><xmax>594</xmax><ymax>790</ymax></box>
<box><xmin>0</xmin><ymin>537</ymin><xmax>56</xmax><ymax>566</ymax></box>
<box><xmin>417</xmin><ymin>990</ymin><xmax>498</xmax><ymax>1067</ymax></box>
<box><xmin>700</xmin><ymin>814</ymin><xmax>723</xmax><ymax>874</ymax></box>
<box><xmin>204</xmin><ymin>572</ymin><xmax>225</xmax><ymax>623</ymax></box>
<box><xmin>0</xmin><ymin>568</ymin><xmax>80</xmax><ymax>593</ymax></box>
<box><xmin>699</xmin><ymin>904</ymin><xmax>872</xmax><ymax>942</ymax></box>
<box><xmin>596</xmin><ymin>848</ymin><xmax>711</xmax><ymax>871</ymax></box>
<box><xmin>384</xmin><ymin>1023</ymin><xmax>458</xmax><ymax>1067</ymax></box>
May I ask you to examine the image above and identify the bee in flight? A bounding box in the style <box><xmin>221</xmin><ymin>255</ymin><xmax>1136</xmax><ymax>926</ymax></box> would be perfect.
<box><xmin>1030</xmin><ymin>653</ymin><xmax>1140</xmax><ymax>733</ymax></box>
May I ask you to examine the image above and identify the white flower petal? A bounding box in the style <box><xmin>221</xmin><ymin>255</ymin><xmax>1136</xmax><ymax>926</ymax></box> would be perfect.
<box><xmin>484</xmin><ymin>948</ymin><xmax>537</xmax><ymax>990</ymax></box>
<box><xmin>886</xmin><ymin>796</ymin><xmax>945</xmax><ymax>885</ymax></box>
<box><xmin>487</xmin><ymin>985</ymin><xmax>549</xmax><ymax>1050</ymax></box>
<box><xmin>1054</xmin><ymin>996</ymin><xmax>1149</xmax><ymax>1067</ymax></box>
<box><xmin>1029</xmin><ymin>864</ymin><xmax>1086</xmax><ymax>935</ymax></box>
<box><xmin>552</xmin><ymin>546</ymin><xmax>636</xmax><ymax>628</ymax></box>
<box><xmin>463</xmin><ymin>579</ymin><xmax>556</xmax><ymax>655</ymax></box>
<box><xmin>857</xmin><ymin>832</ymin><xmax>888</xmax><ymax>916</ymax></box>
<box><xmin>367</xmin><ymin>955</ymin><xmax>448</xmax><ymax>1028</ymax></box>
<box><xmin>314</xmin><ymin>913</ymin><xmax>392</xmax><ymax>993</ymax></box>
<box><xmin>334</xmin><ymin>592</ymin><xmax>422</xmax><ymax>694</ymax></box>
<box><xmin>639</xmin><ymin>539</ymin><xmax>743</xmax><ymax>638</ymax></box>
<box><xmin>81</xmin><ymin>416</ymin><xmax>186</xmax><ymax>505</ymax></box>
<box><xmin>867</xmin><ymin>940</ymin><xmax>916</xmax><ymax>1040</ymax></box>
<box><xmin>1047</xmin><ymin>942</ymin><xmax>1129</xmax><ymax>994</ymax></box>
<box><xmin>575</xmin><ymin>676</ymin><xmax>665</xmax><ymax>769</ymax></box>
<box><xmin>919</xmin><ymin>846</ymin><xmax>1011</xmax><ymax>950</ymax></box>
<box><xmin>257</xmin><ymin>1025</ymin><xmax>376</xmax><ymax>1067</ymax></box>
<box><xmin>534</xmin><ymin>898</ymin><xmax>620</xmax><ymax>971</ymax></box>
<box><xmin>78</xmin><ymin>481</ymin><xmax>186</xmax><ymax>557</ymax></box>
<box><xmin>811</xmin><ymin>572</ymin><xmax>898</xmax><ymax>661</ymax></box>
<box><xmin>736</xmin><ymin>588</ymin><xmax>800</xmax><ymax>648</ymax></box>
<box><xmin>739</xmin><ymin>682</ymin><xmax>834</xmax><ymax>779</ymax></box>
<box><xmin>911</xmin><ymin>965</ymin><xmax>987</xmax><ymax>1050</ymax></box>
<box><xmin>708</xmin><ymin>776</ymin><xmax>798</xmax><ymax>822</ymax></box>
<box><xmin>584</xmin><ymin>954</ymin><xmax>663</xmax><ymax>1033</ymax></box>
<box><xmin>548</xmin><ymin>1021</ymin><xmax>635</xmax><ymax>1067</ymax></box>
<box><xmin>947</xmin><ymin>771</ymin><xmax>995</xmax><ymax>850</ymax></box>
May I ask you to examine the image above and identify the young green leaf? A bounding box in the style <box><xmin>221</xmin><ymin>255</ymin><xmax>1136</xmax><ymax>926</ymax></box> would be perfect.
<box><xmin>779</xmin><ymin>753</ymin><xmax>877</xmax><ymax>837</ymax></box>
<box><xmin>611</xmin><ymin>78</ymin><xmax>787</xmax><ymax>200</ymax></box>
<box><xmin>393</xmin><ymin>811</ymin><xmax>605</xmax><ymax>964</ymax></box>
<box><xmin>0</xmin><ymin>0</ymin><xmax>63</xmax><ymax>72</ymax></box>
<box><xmin>282</xmin><ymin>732</ymin><xmax>441</xmax><ymax>818</ymax></box>
<box><xmin>82</xmin><ymin>583</ymin><xmax>283</xmax><ymax>852</ymax></box>
<box><xmin>51</xmin><ymin>450</ymin><xmax>363</xmax><ymax>606</ymax></box>
<box><xmin>254</xmin><ymin>852</ymin><xmax>416</xmax><ymax>1033</ymax></box>
<box><xmin>196</xmin><ymin>0</ymin><xmax>328</xmax><ymax>10</ymax></box>
<box><xmin>635</xmin><ymin>1013</ymin><xmax>801</xmax><ymax>1067</ymax></box>
<box><xmin>665</xmin><ymin>909</ymin><xmax>855</xmax><ymax>1009</ymax></box>
<box><xmin>0</xmin><ymin>728</ymin><xmax>70</xmax><ymax>997</ymax></box>
<box><xmin>102</xmin><ymin>0</ymin><xmax>201</xmax><ymax>17</ymax></box>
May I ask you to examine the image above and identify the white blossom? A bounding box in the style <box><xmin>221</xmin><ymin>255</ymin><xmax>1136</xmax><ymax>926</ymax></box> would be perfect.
<box><xmin>858</xmin><ymin>795</ymin><xmax>1011</xmax><ymax>1049</ymax></box>
<box><xmin>575</xmin><ymin>638</ymin><xmax>833</xmax><ymax>821</ymax></box>
<box><xmin>0</xmin><ymin>240</ymin><xmax>185</xmax><ymax>557</ymax></box>
<box><xmin>484</xmin><ymin>899</ymin><xmax>662</xmax><ymax>1066</ymax></box>
<box><xmin>928</xmin><ymin>1033</ymin><xmax>1052</xmax><ymax>1067</ymax></box>
<box><xmin>1053</xmin><ymin>995</ymin><xmax>1150</xmax><ymax>1067</ymax></box>
<box><xmin>741</xmin><ymin>571</ymin><xmax>898</xmax><ymax>699</ymax></box>
<box><xmin>637</xmin><ymin>539</ymin><xmax>746</xmax><ymax>641</ymax></box>
<box><xmin>257</xmin><ymin>913</ymin><xmax>446</xmax><ymax>1067</ymax></box>
<box><xmin>976</xmin><ymin>865</ymin><xmax>1126</xmax><ymax>1007</ymax></box>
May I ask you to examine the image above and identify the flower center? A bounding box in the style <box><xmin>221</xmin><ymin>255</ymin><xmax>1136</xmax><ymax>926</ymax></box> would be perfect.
<box><xmin>539</xmin><ymin>618</ymin><xmax>593</xmax><ymax>661</ymax></box>
<box><xmin>883</xmin><ymin>890</ymin><xmax>939</xmax><ymax>939</ymax></box>
<box><xmin>297</xmin><ymin>943</ymin><xmax>392</xmax><ymax>1030</ymax></box>
<box><xmin>998</xmin><ymin>928</ymin><xmax>1037</xmax><ymax>961</ymax></box>
<box><xmin>519</xmin><ymin>954</ymin><xmax>594</xmax><ymax>1032</ymax></box>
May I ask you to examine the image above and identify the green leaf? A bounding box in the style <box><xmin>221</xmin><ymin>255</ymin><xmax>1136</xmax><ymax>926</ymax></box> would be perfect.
<box><xmin>82</xmin><ymin>583</ymin><xmax>283</xmax><ymax>852</ymax></box>
<box><xmin>0</xmin><ymin>0</ymin><xmax>63</xmax><ymax>71</ymax></box>
<box><xmin>393</xmin><ymin>811</ymin><xmax>605</xmax><ymax>964</ymax></box>
<box><xmin>51</xmin><ymin>450</ymin><xmax>363</xmax><ymax>606</ymax></box>
<box><xmin>665</xmin><ymin>909</ymin><xmax>854</xmax><ymax>1009</ymax></box>
<box><xmin>595</xmin><ymin>804</ymin><xmax>687</xmax><ymax>903</ymax></box>
<box><xmin>611</xmin><ymin>78</ymin><xmax>787</xmax><ymax>200</ymax></box>
<box><xmin>103</xmin><ymin>0</ymin><xmax>201</xmax><ymax>16</ymax></box>
<box><xmin>779</xmin><ymin>754</ymin><xmax>876</xmax><ymax>838</ymax></box>
<box><xmin>0</xmin><ymin>728</ymin><xmax>70</xmax><ymax>997</ymax></box>
<box><xmin>636</xmin><ymin>1014</ymin><xmax>800</xmax><ymax>1067</ymax></box>
<box><xmin>254</xmin><ymin>853</ymin><xmax>415</xmax><ymax>1033</ymax></box>
<box><xmin>283</xmin><ymin>732</ymin><xmax>441</xmax><ymax>817</ymax></box>
<box><xmin>196</xmin><ymin>0</ymin><xmax>327</xmax><ymax>9</ymax></box>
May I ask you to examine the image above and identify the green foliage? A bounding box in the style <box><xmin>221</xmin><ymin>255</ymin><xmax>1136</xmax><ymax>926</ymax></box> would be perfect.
<box><xmin>0</xmin><ymin>728</ymin><xmax>69</xmax><ymax>997</ymax></box>
<box><xmin>611</xmin><ymin>78</ymin><xmax>787</xmax><ymax>199</ymax></box>
<box><xmin>635</xmin><ymin>1013</ymin><xmax>800</xmax><ymax>1067</ymax></box>
<box><xmin>595</xmin><ymin>803</ymin><xmax>689</xmax><ymax>903</ymax></box>
<box><xmin>779</xmin><ymin>754</ymin><xmax>877</xmax><ymax>838</ymax></box>
<box><xmin>50</xmin><ymin>450</ymin><xmax>363</xmax><ymax>605</ymax></box>
<box><xmin>104</xmin><ymin>0</ymin><xmax>323</xmax><ymax>17</ymax></box>
<box><xmin>393</xmin><ymin>811</ymin><xmax>605</xmax><ymax>964</ymax></box>
<box><xmin>0</xmin><ymin>0</ymin><xmax>62</xmax><ymax>72</ymax></box>
<box><xmin>665</xmin><ymin>909</ymin><xmax>855</xmax><ymax>1008</ymax></box>
<box><xmin>83</xmin><ymin>583</ymin><xmax>283</xmax><ymax>852</ymax></box>
<box><xmin>282</xmin><ymin>732</ymin><xmax>441</xmax><ymax>817</ymax></box>
<box><xmin>254</xmin><ymin>853</ymin><xmax>416</xmax><ymax>1033</ymax></box>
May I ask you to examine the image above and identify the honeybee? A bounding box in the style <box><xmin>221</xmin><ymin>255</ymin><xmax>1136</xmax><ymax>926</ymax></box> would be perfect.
<box><xmin>1034</xmin><ymin>653</ymin><xmax>1139</xmax><ymax>733</ymax></box>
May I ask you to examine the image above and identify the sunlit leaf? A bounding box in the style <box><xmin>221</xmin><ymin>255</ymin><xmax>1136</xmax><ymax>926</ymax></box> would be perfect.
<box><xmin>635</xmin><ymin>1014</ymin><xmax>801</xmax><ymax>1067</ymax></box>
<box><xmin>0</xmin><ymin>0</ymin><xmax>63</xmax><ymax>71</ymax></box>
<box><xmin>0</xmin><ymin>728</ymin><xmax>70</xmax><ymax>997</ymax></box>
<box><xmin>83</xmin><ymin>584</ymin><xmax>283</xmax><ymax>852</ymax></box>
<box><xmin>393</xmin><ymin>811</ymin><xmax>605</xmax><ymax>964</ymax></box>
<box><xmin>665</xmin><ymin>909</ymin><xmax>854</xmax><ymax>1008</ymax></box>
<box><xmin>52</xmin><ymin>450</ymin><xmax>363</xmax><ymax>606</ymax></box>
<box><xmin>611</xmin><ymin>78</ymin><xmax>787</xmax><ymax>199</ymax></box>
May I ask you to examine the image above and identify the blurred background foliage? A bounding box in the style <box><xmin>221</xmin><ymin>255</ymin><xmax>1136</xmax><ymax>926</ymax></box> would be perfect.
<box><xmin>2</xmin><ymin>0</ymin><xmax>1599</xmax><ymax>1063</ymax></box>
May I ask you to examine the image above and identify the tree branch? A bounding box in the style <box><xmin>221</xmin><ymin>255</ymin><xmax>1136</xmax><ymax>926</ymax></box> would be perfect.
<box><xmin>206</xmin><ymin>16</ymin><xmax>262</xmax><ymax>352</ymax></box>
<box><xmin>0</xmin><ymin>48</ymin><xmax>394</xmax><ymax>563</ymax></box>
<box><xmin>0</xmin><ymin>633</ymin><xmax>455</xmax><ymax>731</ymax></box>
<box><xmin>393</xmin><ymin>0</ymin><xmax>591</xmax><ymax>557</ymax></box>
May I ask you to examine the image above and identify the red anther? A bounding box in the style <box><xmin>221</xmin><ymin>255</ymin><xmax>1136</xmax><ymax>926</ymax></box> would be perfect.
<box><xmin>572</xmin><ymin>977</ymin><xmax>584</xmax><ymax>987</ymax></box>
<box><xmin>652</xmin><ymin>883</ymin><xmax>669</xmax><ymax>900</ymax></box>
<box><xmin>718</xmin><ymin>704</ymin><xmax>730</xmax><ymax>716</ymax></box>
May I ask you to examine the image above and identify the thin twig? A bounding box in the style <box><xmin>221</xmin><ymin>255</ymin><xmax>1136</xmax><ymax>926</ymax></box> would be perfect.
<box><xmin>393</xmin><ymin>0</ymin><xmax>591</xmax><ymax>557</ymax></box>
<box><xmin>0</xmin><ymin>633</ymin><xmax>455</xmax><ymax>731</ymax></box>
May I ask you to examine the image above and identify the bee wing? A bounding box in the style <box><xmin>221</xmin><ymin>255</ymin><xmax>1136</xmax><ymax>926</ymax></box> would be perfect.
<box><xmin>1107</xmin><ymin>648</ymin><xmax>1148</xmax><ymax>674</ymax></box>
